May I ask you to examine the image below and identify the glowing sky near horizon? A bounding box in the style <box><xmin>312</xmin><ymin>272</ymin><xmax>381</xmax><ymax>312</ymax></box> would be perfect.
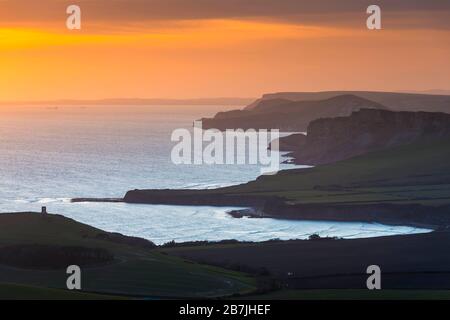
<box><xmin>0</xmin><ymin>0</ymin><xmax>449</xmax><ymax>101</ymax></box>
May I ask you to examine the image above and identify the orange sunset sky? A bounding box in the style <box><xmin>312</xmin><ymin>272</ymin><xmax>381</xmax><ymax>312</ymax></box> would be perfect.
<box><xmin>0</xmin><ymin>0</ymin><xmax>449</xmax><ymax>101</ymax></box>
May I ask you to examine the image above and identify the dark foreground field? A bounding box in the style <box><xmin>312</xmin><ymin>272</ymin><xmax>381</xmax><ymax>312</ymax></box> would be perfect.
<box><xmin>0</xmin><ymin>212</ymin><xmax>256</xmax><ymax>299</ymax></box>
<box><xmin>162</xmin><ymin>231</ymin><xmax>450</xmax><ymax>293</ymax></box>
<box><xmin>2</xmin><ymin>212</ymin><xmax>450</xmax><ymax>300</ymax></box>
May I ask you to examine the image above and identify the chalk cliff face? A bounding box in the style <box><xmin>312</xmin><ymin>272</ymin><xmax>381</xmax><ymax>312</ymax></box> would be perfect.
<box><xmin>289</xmin><ymin>109</ymin><xmax>450</xmax><ymax>165</ymax></box>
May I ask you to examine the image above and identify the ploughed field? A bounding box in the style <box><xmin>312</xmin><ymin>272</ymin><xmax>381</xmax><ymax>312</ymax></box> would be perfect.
<box><xmin>163</xmin><ymin>231</ymin><xmax>450</xmax><ymax>292</ymax></box>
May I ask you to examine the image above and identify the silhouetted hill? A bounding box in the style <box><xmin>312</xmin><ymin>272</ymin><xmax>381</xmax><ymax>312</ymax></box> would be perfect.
<box><xmin>202</xmin><ymin>94</ymin><xmax>386</xmax><ymax>131</ymax></box>
<box><xmin>201</xmin><ymin>91</ymin><xmax>450</xmax><ymax>131</ymax></box>
<box><xmin>246</xmin><ymin>91</ymin><xmax>450</xmax><ymax>112</ymax></box>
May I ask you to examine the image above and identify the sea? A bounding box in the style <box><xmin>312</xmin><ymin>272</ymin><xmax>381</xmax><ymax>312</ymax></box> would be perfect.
<box><xmin>0</xmin><ymin>105</ymin><xmax>431</xmax><ymax>244</ymax></box>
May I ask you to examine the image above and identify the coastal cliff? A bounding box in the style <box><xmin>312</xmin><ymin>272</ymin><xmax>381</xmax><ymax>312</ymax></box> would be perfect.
<box><xmin>281</xmin><ymin>109</ymin><xmax>450</xmax><ymax>165</ymax></box>
<box><xmin>268</xmin><ymin>133</ymin><xmax>306</xmax><ymax>152</ymax></box>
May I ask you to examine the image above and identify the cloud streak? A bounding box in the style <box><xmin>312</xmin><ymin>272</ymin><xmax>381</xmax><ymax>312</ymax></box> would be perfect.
<box><xmin>0</xmin><ymin>0</ymin><xmax>449</xmax><ymax>30</ymax></box>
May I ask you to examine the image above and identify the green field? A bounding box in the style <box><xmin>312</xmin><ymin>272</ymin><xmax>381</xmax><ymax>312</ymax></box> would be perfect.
<box><xmin>220</xmin><ymin>138</ymin><xmax>450</xmax><ymax>206</ymax></box>
<box><xmin>0</xmin><ymin>213</ymin><xmax>256</xmax><ymax>299</ymax></box>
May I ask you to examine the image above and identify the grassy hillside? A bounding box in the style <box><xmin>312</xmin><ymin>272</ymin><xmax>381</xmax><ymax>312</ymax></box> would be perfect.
<box><xmin>129</xmin><ymin>138</ymin><xmax>450</xmax><ymax>206</ymax></box>
<box><xmin>0</xmin><ymin>213</ymin><xmax>256</xmax><ymax>299</ymax></box>
<box><xmin>223</xmin><ymin>138</ymin><xmax>450</xmax><ymax>206</ymax></box>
